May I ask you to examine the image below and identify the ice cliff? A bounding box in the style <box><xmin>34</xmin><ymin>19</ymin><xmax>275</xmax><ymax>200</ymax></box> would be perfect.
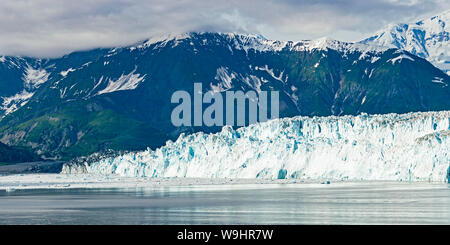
<box><xmin>62</xmin><ymin>111</ymin><xmax>450</xmax><ymax>182</ymax></box>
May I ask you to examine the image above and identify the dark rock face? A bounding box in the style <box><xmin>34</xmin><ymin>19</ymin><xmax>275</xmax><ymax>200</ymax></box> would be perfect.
<box><xmin>0</xmin><ymin>142</ymin><xmax>41</xmax><ymax>163</ymax></box>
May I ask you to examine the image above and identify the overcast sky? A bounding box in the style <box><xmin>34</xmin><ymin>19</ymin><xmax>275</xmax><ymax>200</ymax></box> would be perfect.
<box><xmin>0</xmin><ymin>0</ymin><xmax>448</xmax><ymax>57</ymax></box>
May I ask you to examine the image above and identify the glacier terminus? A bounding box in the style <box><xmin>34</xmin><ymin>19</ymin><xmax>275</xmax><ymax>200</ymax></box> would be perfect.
<box><xmin>62</xmin><ymin>110</ymin><xmax>450</xmax><ymax>183</ymax></box>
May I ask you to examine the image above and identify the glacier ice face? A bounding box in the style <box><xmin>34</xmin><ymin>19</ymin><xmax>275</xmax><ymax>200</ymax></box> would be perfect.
<box><xmin>62</xmin><ymin>111</ymin><xmax>450</xmax><ymax>182</ymax></box>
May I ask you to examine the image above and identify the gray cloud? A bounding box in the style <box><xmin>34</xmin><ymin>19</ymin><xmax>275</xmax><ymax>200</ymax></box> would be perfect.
<box><xmin>0</xmin><ymin>0</ymin><xmax>448</xmax><ymax>57</ymax></box>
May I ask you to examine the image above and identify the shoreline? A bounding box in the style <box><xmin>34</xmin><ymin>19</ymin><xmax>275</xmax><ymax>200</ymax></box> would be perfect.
<box><xmin>0</xmin><ymin>161</ymin><xmax>63</xmax><ymax>175</ymax></box>
<box><xmin>0</xmin><ymin>173</ymin><xmax>447</xmax><ymax>191</ymax></box>
<box><xmin>0</xmin><ymin>173</ymin><xmax>320</xmax><ymax>191</ymax></box>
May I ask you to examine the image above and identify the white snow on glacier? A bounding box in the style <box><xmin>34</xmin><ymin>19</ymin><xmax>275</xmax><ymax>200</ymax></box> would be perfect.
<box><xmin>62</xmin><ymin>111</ymin><xmax>450</xmax><ymax>182</ymax></box>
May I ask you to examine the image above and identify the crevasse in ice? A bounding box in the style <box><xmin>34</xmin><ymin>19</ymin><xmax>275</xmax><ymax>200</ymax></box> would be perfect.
<box><xmin>62</xmin><ymin>111</ymin><xmax>450</xmax><ymax>182</ymax></box>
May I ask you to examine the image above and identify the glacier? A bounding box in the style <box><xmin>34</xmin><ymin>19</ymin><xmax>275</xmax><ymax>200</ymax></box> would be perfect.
<box><xmin>62</xmin><ymin>111</ymin><xmax>450</xmax><ymax>182</ymax></box>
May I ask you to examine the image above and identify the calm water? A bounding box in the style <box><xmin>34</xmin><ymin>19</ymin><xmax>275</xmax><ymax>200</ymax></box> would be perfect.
<box><xmin>1</xmin><ymin>182</ymin><xmax>450</xmax><ymax>224</ymax></box>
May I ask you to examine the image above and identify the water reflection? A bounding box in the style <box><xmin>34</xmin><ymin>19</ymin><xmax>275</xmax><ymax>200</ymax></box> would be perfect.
<box><xmin>0</xmin><ymin>182</ymin><xmax>449</xmax><ymax>224</ymax></box>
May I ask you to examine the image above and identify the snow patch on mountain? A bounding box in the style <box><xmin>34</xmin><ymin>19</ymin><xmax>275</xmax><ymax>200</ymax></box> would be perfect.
<box><xmin>62</xmin><ymin>111</ymin><xmax>450</xmax><ymax>182</ymax></box>
<box><xmin>130</xmin><ymin>33</ymin><xmax>192</xmax><ymax>50</ymax></box>
<box><xmin>60</xmin><ymin>68</ymin><xmax>75</xmax><ymax>77</ymax></box>
<box><xmin>23</xmin><ymin>65</ymin><xmax>49</xmax><ymax>89</ymax></box>
<box><xmin>211</xmin><ymin>67</ymin><xmax>236</xmax><ymax>92</ymax></box>
<box><xmin>432</xmin><ymin>76</ymin><xmax>448</xmax><ymax>87</ymax></box>
<box><xmin>370</xmin><ymin>57</ymin><xmax>380</xmax><ymax>63</ymax></box>
<box><xmin>242</xmin><ymin>75</ymin><xmax>262</xmax><ymax>93</ymax></box>
<box><xmin>211</xmin><ymin>65</ymin><xmax>281</xmax><ymax>93</ymax></box>
<box><xmin>1</xmin><ymin>90</ymin><xmax>34</xmax><ymax>116</ymax></box>
<box><xmin>389</xmin><ymin>53</ymin><xmax>415</xmax><ymax>64</ymax></box>
<box><xmin>255</xmin><ymin>65</ymin><xmax>286</xmax><ymax>83</ymax></box>
<box><xmin>97</xmin><ymin>68</ymin><xmax>146</xmax><ymax>95</ymax></box>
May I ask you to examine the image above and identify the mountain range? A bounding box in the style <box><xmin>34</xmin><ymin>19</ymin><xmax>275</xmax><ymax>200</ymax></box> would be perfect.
<box><xmin>0</xmin><ymin>13</ymin><xmax>449</xmax><ymax>161</ymax></box>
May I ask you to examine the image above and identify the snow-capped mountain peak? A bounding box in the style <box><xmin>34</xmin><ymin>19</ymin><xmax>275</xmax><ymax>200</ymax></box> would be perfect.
<box><xmin>361</xmin><ymin>10</ymin><xmax>450</xmax><ymax>74</ymax></box>
<box><xmin>129</xmin><ymin>32</ymin><xmax>389</xmax><ymax>56</ymax></box>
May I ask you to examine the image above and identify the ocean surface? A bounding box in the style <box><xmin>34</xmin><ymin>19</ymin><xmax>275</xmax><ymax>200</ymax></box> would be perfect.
<box><xmin>1</xmin><ymin>182</ymin><xmax>449</xmax><ymax>224</ymax></box>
